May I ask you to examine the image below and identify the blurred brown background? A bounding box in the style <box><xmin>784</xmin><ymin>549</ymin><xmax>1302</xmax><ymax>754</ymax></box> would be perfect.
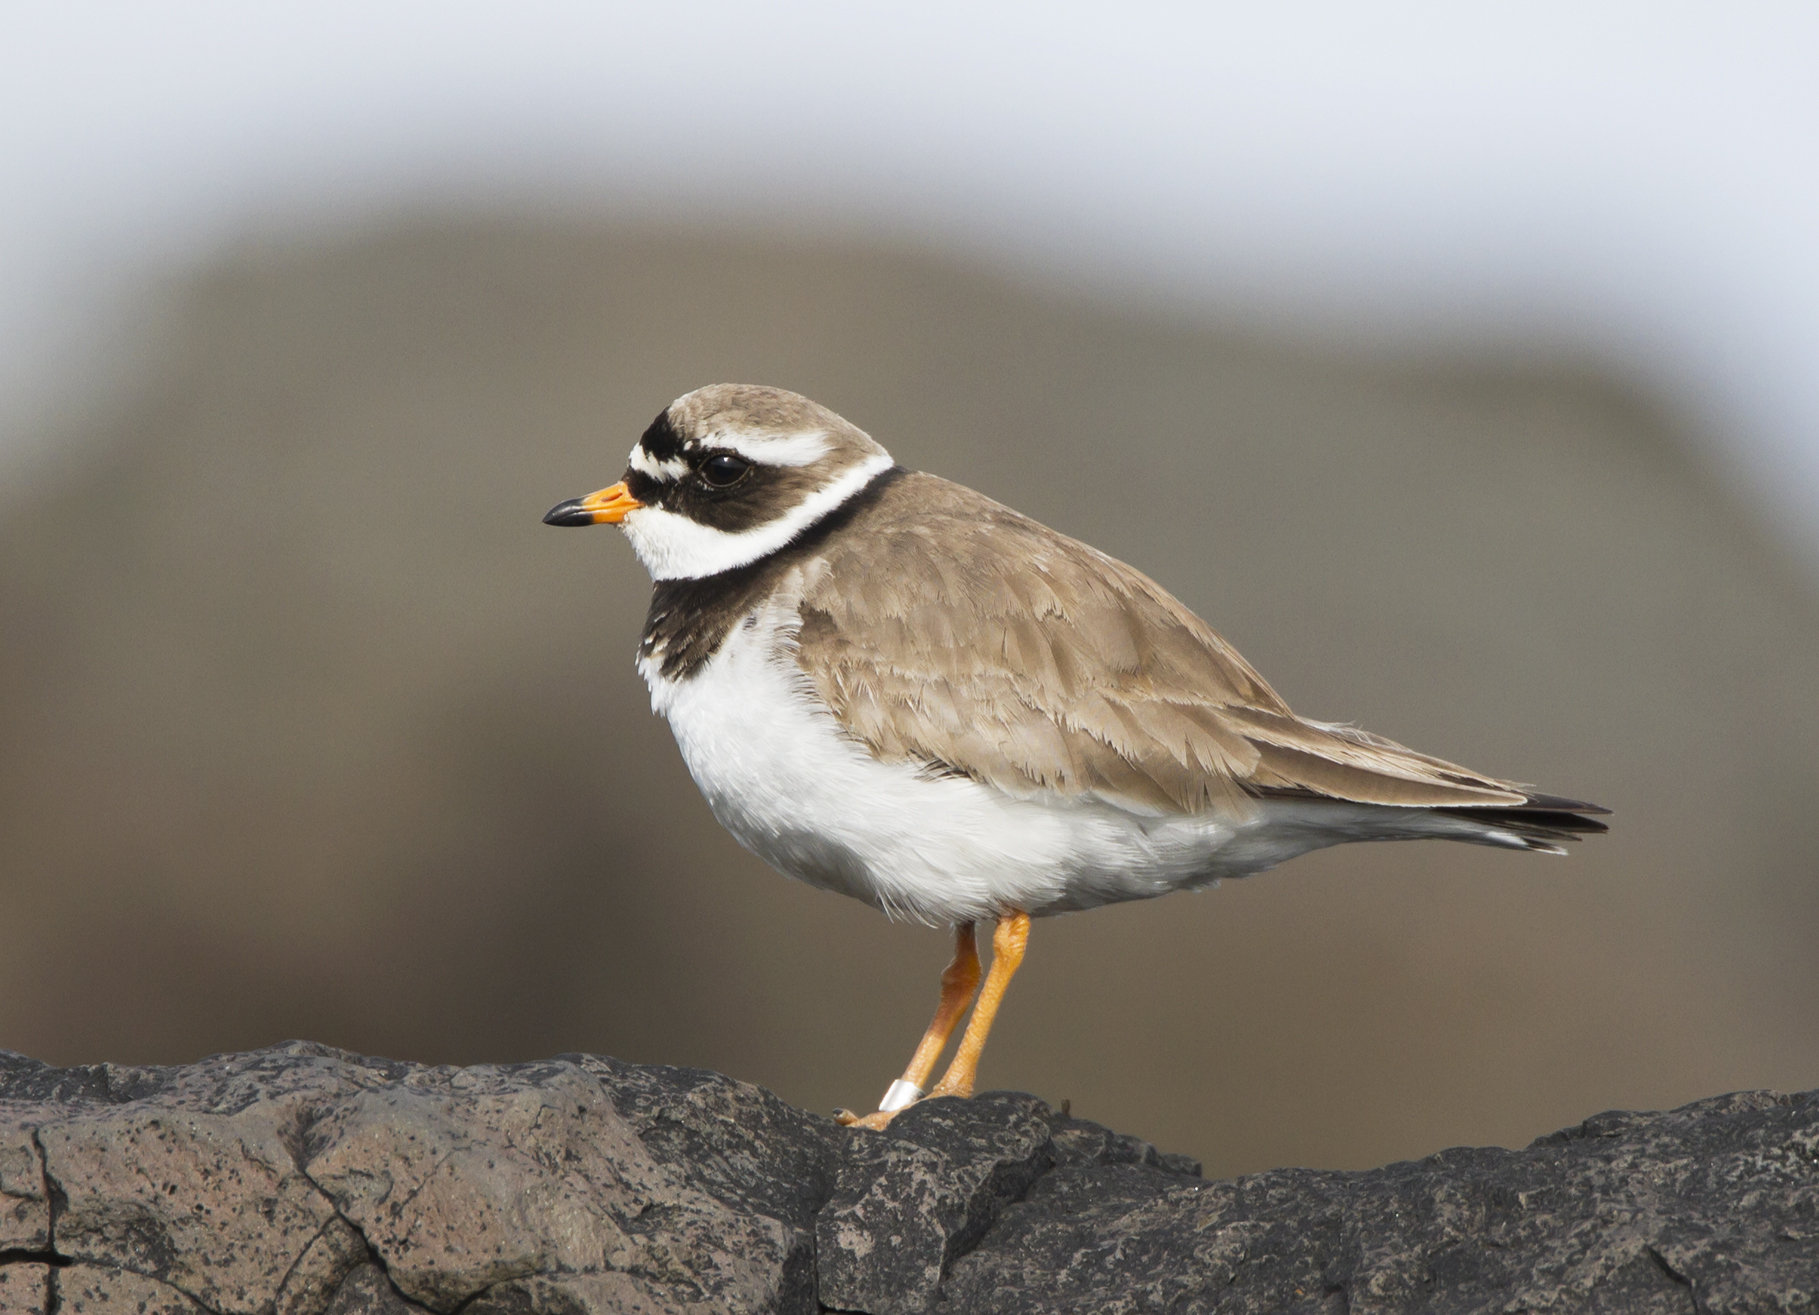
<box><xmin>2</xmin><ymin>220</ymin><xmax>1816</xmax><ymax>1178</ymax></box>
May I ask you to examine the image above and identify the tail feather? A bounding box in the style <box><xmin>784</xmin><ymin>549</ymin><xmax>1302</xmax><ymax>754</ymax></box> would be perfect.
<box><xmin>1229</xmin><ymin>708</ymin><xmax>1610</xmax><ymax>854</ymax></box>
<box><xmin>1445</xmin><ymin>806</ymin><xmax>1609</xmax><ymax>835</ymax></box>
<box><xmin>1431</xmin><ymin>801</ymin><xmax>1610</xmax><ymax>855</ymax></box>
<box><xmin>1250</xmin><ymin>784</ymin><xmax>1609</xmax><ymax>856</ymax></box>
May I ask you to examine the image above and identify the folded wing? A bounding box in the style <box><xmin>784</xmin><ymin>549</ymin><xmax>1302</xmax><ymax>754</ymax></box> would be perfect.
<box><xmin>796</xmin><ymin>472</ymin><xmax>1605</xmax><ymax>840</ymax></box>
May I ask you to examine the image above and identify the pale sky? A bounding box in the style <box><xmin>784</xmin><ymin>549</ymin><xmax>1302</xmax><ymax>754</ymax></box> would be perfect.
<box><xmin>5</xmin><ymin>2</ymin><xmax>1818</xmax><ymax>565</ymax></box>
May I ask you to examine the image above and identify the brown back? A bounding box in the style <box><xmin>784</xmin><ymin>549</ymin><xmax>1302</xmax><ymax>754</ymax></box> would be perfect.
<box><xmin>797</xmin><ymin>472</ymin><xmax>1531</xmax><ymax>814</ymax></box>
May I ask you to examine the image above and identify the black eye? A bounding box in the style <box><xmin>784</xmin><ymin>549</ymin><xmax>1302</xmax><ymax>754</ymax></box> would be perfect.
<box><xmin>700</xmin><ymin>454</ymin><xmax>751</xmax><ymax>488</ymax></box>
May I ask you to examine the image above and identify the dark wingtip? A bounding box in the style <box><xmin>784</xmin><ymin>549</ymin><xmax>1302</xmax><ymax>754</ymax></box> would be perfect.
<box><xmin>543</xmin><ymin>498</ymin><xmax>597</xmax><ymax>527</ymax></box>
<box><xmin>1521</xmin><ymin>792</ymin><xmax>1613</xmax><ymax>816</ymax></box>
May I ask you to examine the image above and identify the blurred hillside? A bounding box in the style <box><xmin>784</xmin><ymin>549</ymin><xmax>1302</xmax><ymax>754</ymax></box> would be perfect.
<box><xmin>1</xmin><ymin>221</ymin><xmax>1815</xmax><ymax>1178</ymax></box>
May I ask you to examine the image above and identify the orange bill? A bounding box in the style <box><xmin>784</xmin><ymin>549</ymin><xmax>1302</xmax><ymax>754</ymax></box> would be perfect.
<box><xmin>543</xmin><ymin>481</ymin><xmax>645</xmax><ymax>527</ymax></box>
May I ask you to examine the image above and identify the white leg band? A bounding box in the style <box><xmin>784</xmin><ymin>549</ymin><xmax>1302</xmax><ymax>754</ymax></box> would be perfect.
<box><xmin>879</xmin><ymin>1079</ymin><xmax>925</xmax><ymax>1112</ymax></box>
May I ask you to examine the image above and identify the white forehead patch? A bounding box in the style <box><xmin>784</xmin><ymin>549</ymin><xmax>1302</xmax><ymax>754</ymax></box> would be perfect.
<box><xmin>710</xmin><ymin>429</ymin><xmax>833</xmax><ymax>467</ymax></box>
<box><xmin>629</xmin><ymin>444</ymin><xmax>689</xmax><ymax>482</ymax></box>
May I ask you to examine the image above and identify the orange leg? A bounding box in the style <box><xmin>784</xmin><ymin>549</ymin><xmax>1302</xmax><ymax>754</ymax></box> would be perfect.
<box><xmin>841</xmin><ymin>923</ymin><xmax>981</xmax><ymax>1130</ymax></box>
<box><xmin>896</xmin><ymin>923</ymin><xmax>983</xmax><ymax>1095</ymax></box>
<box><xmin>927</xmin><ymin>910</ymin><xmax>1031</xmax><ymax>1100</ymax></box>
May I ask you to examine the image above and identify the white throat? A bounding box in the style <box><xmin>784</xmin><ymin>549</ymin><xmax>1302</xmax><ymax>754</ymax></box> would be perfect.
<box><xmin>621</xmin><ymin>452</ymin><xmax>895</xmax><ymax>581</ymax></box>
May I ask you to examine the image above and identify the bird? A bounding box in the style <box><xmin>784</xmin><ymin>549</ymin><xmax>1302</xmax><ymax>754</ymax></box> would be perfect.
<box><xmin>544</xmin><ymin>383</ymin><xmax>1608</xmax><ymax>1130</ymax></box>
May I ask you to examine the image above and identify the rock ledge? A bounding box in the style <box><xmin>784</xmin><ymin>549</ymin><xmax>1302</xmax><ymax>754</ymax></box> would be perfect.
<box><xmin>1</xmin><ymin>1044</ymin><xmax>1814</xmax><ymax>1314</ymax></box>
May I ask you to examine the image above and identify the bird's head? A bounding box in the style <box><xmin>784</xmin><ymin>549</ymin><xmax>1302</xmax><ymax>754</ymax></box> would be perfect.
<box><xmin>544</xmin><ymin>383</ymin><xmax>894</xmax><ymax>581</ymax></box>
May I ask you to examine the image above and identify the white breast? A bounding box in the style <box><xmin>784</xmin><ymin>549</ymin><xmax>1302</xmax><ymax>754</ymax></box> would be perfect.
<box><xmin>636</xmin><ymin>590</ymin><xmax>1401</xmax><ymax>925</ymax></box>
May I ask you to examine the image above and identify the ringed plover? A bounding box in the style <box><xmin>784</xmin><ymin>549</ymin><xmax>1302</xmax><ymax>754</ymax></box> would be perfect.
<box><xmin>545</xmin><ymin>384</ymin><xmax>1608</xmax><ymax>1130</ymax></box>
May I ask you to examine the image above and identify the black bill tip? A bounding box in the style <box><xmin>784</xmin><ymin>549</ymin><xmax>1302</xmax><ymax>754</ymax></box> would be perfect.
<box><xmin>543</xmin><ymin>498</ymin><xmax>597</xmax><ymax>527</ymax></box>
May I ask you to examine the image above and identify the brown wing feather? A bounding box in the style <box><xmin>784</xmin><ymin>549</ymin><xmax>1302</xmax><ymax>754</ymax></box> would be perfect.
<box><xmin>796</xmin><ymin>472</ymin><xmax>1538</xmax><ymax>815</ymax></box>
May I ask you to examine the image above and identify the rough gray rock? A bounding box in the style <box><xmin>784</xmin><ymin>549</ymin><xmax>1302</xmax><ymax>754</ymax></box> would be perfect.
<box><xmin>815</xmin><ymin>1093</ymin><xmax>1054</xmax><ymax>1314</ymax></box>
<box><xmin>0</xmin><ymin>1044</ymin><xmax>1812</xmax><ymax>1315</ymax></box>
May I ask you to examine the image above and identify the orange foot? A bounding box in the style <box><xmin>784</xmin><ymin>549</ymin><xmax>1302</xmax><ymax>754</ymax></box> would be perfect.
<box><xmin>835</xmin><ymin>1107</ymin><xmax>899</xmax><ymax>1131</ymax></box>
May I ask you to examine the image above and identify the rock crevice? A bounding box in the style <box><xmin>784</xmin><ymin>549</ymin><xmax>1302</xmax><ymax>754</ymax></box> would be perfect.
<box><xmin>1</xmin><ymin>1044</ymin><xmax>1814</xmax><ymax>1314</ymax></box>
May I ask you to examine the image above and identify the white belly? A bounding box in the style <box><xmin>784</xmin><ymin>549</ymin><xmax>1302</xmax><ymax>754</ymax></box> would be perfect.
<box><xmin>637</xmin><ymin>596</ymin><xmax>1384</xmax><ymax>925</ymax></box>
